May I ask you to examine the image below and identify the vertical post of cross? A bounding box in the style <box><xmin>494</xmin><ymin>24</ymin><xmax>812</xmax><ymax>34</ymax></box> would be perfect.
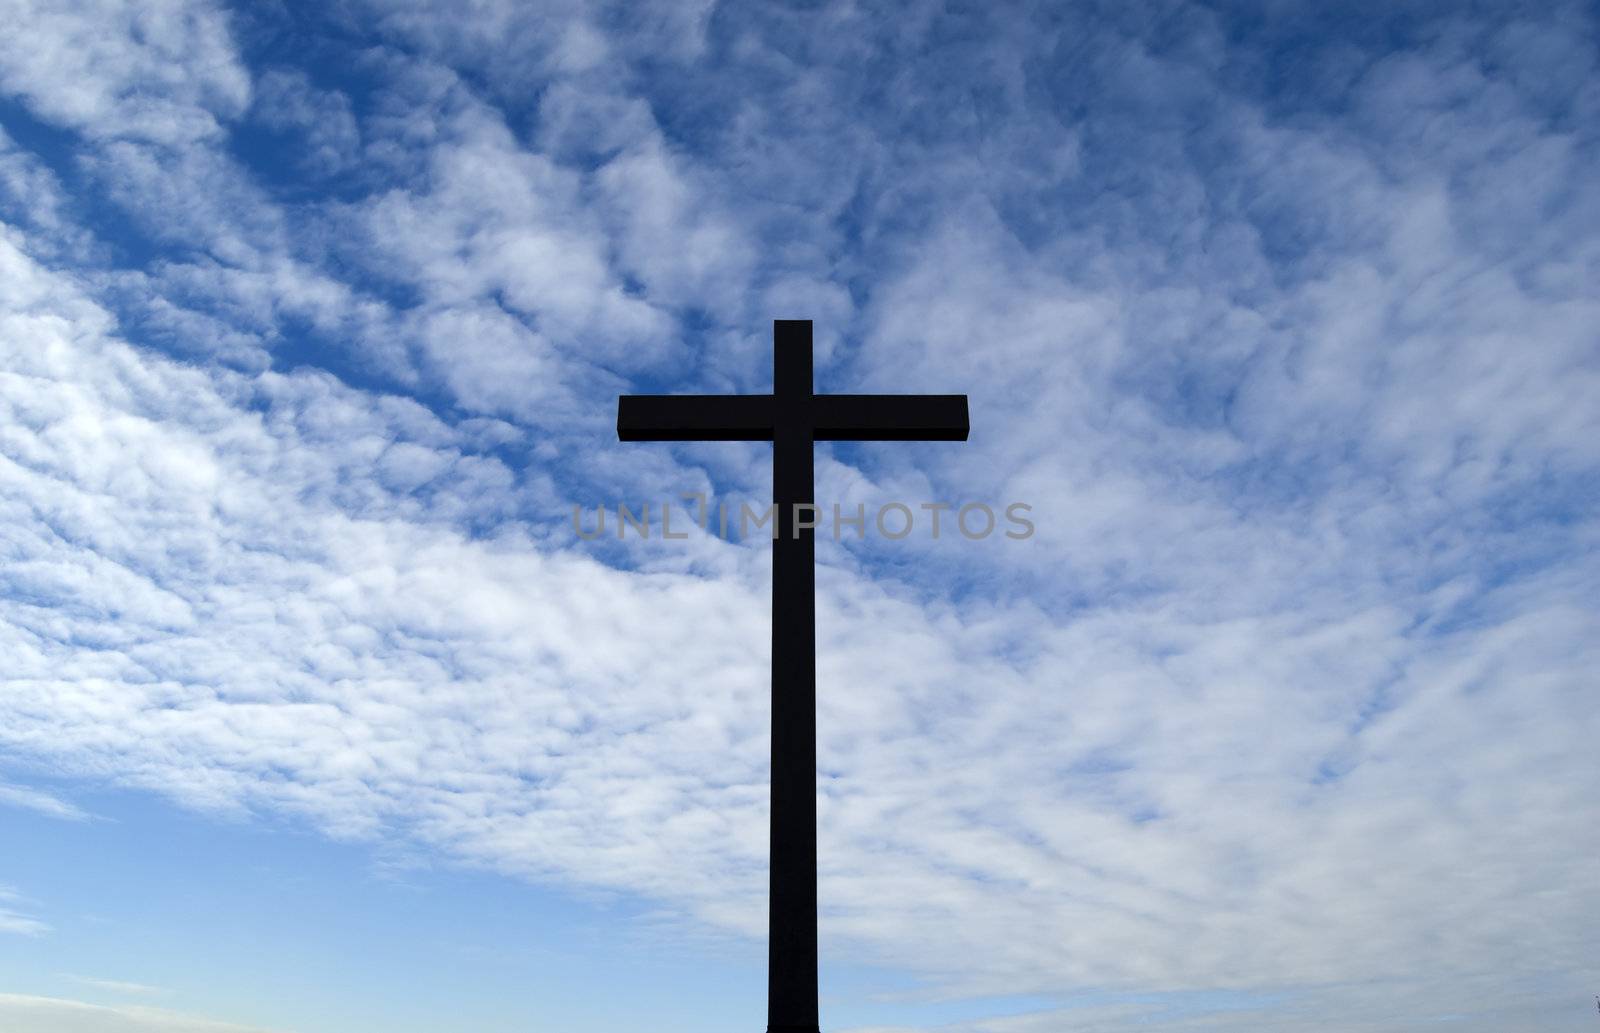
<box><xmin>615</xmin><ymin>319</ymin><xmax>967</xmax><ymax>1033</ymax></box>
<box><xmin>769</xmin><ymin>319</ymin><xmax>819</xmax><ymax>1033</ymax></box>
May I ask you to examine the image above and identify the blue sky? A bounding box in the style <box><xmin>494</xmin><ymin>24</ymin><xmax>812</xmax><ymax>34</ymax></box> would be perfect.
<box><xmin>1</xmin><ymin>0</ymin><xmax>1598</xmax><ymax>1031</ymax></box>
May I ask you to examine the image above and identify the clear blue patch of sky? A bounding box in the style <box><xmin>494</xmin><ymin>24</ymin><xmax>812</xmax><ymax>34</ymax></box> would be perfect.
<box><xmin>0</xmin><ymin>779</ymin><xmax>771</xmax><ymax>1033</ymax></box>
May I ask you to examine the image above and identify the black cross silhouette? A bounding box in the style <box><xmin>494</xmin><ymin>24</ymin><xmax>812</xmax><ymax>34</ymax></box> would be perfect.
<box><xmin>618</xmin><ymin>319</ymin><xmax>968</xmax><ymax>1033</ymax></box>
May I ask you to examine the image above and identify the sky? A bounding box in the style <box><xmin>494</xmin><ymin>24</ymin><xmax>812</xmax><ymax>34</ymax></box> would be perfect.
<box><xmin>0</xmin><ymin>0</ymin><xmax>1597</xmax><ymax>1030</ymax></box>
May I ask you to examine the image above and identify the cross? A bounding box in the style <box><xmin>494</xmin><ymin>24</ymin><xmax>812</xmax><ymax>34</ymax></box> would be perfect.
<box><xmin>617</xmin><ymin>319</ymin><xmax>968</xmax><ymax>1033</ymax></box>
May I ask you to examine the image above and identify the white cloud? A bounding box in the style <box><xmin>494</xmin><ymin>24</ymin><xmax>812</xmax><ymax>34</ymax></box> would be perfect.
<box><xmin>250</xmin><ymin>69</ymin><xmax>361</xmax><ymax>179</ymax></box>
<box><xmin>595</xmin><ymin>137</ymin><xmax>758</xmax><ymax>315</ymax></box>
<box><xmin>0</xmin><ymin>126</ymin><xmax>98</xmax><ymax>262</ymax></box>
<box><xmin>0</xmin><ymin>0</ymin><xmax>250</xmax><ymax>145</ymax></box>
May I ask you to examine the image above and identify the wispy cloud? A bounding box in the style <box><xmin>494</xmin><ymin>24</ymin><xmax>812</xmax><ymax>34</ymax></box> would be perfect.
<box><xmin>65</xmin><ymin>977</ymin><xmax>169</xmax><ymax>998</ymax></box>
<box><xmin>0</xmin><ymin>994</ymin><xmax>281</xmax><ymax>1033</ymax></box>
<box><xmin>0</xmin><ymin>909</ymin><xmax>49</xmax><ymax>936</ymax></box>
<box><xmin>0</xmin><ymin>884</ymin><xmax>49</xmax><ymax>936</ymax></box>
<box><xmin>0</xmin><ymin>780</ymin><xmax>89</xmax><ymax>821</ymax></box>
